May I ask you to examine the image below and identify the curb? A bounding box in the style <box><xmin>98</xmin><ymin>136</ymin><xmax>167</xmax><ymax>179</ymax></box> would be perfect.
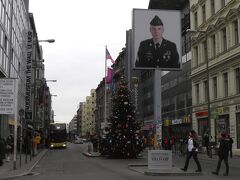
<box><xmin>82</xmin><ymin>152</ymin><xmax>101</xmax><ymax>157</ymax></box>
<box><xmin>128</xmin><ymin>164</ymin><xmax>203</xmax><ymax>176</ymax></box>
<box><xmin>0</xmin><ymin>149</ymin><xmax>48</xmax><ymax>180</ymax></box>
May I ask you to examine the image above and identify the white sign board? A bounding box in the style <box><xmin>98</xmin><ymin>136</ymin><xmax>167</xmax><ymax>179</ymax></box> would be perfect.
<box><xmin>148</xmin><ymin>150</ymin><xmax>172</xmax><ymax>169</ymax></box>
<box><xmin>0</xmin><ymin>79</ymin><xmax>16</xmax><ymax>114</ymax></box>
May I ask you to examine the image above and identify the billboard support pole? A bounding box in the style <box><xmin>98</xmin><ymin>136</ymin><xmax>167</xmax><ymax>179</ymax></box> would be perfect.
<box><xmin>13</xmin><ymin>79</ymin><xmax>18</xmax><ymax>170</ymax></box>
<box><xmin>154</xmin><ymin>70</ymin><xmax>162</xmax><ymax>148</ymax></box>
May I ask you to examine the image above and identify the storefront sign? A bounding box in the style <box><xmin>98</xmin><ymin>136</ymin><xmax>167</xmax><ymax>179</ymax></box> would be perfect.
<box><xmin>214</xmin><ymin>107</ymin><xmax>229</xmax><ymax>114</ymax></box>
<box><xmin>148</xmin><ymin>150</ymin><xmax>172</xmax><ymax>169</ymax></box>
<box><xmin>196</xmin><ymin>111</ymin><xmax>208</xmax><ymax>117</ymax></box>
<box><xmin>172</xmin><ymin>119</ymin><xmax>182</xmax><ymax>125</ymax></box>
<box><xmin>141</xmin><ymin>124</ymin><xmax>153</xmax><ymax>130</ymax></box>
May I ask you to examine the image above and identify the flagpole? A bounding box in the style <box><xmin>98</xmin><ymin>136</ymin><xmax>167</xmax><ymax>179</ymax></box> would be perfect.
<box><xmin>104</xmin><ymin>45</ymin><xmax>107</xmax><ymax>124</ymax></box>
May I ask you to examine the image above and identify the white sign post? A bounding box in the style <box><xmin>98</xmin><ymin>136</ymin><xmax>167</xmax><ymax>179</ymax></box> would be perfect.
<box><xmin>148</xmin><ymin>150</ymin><xmax>172</xmax><ymax>169</ymax></box>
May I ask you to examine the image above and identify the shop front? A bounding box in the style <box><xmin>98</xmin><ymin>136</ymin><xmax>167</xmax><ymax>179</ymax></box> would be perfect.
<box><xmin>162</xmin><ymin>116</ymin><xmax>191</xmax><ymax>140</ymax></box>
<box><xmin>195</xmin><ymin>111</ymin><xmax>208</xmax><ymax>138</ymax></box>
<box><xmin>213</xmin><ymin>107</ymin><xmax>230</xmax><ymax>140</ymax></box>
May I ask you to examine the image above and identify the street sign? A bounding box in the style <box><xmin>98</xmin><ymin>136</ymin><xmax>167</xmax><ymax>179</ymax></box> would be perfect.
<box><xmin>0</xmin><ymin>79</ymin><xmax>16</xmax><ymax>114</ymax></box>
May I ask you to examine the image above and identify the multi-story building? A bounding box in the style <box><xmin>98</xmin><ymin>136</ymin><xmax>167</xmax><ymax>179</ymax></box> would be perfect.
<box><xmin>81</xmin><ymin>89</ymin><xmax>96</xmax><ymax>137</ymax></box>
<box><xmin>161</xmin><ymin>60</ymin><xmax>192</xmax><ymax>139</ymax></box>
<box><xmin>76</xmin><ymin>102</ymin><xmax>83</xmax><ymax>136</ymax></box>
<box><xmin>190</xmin><ymin>0</ymin><xmax>240</xmax><ymax>151</ymax></box>
<box><xmin>0</xmin><ymin>0</ymin><xmax>29</xmax><ymax>137</ymax></box>
<box><xmin>69</xmin><ymin>115</ymin><xmax>78</xmax><ymax>140</ymax></box>
<box><xmin>95</xmin><ymin>78</ymin><xmax>106</xmax><ymax>136</ymax></box>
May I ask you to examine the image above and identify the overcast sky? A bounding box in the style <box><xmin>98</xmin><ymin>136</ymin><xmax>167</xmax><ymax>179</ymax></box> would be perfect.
<box><xmin>29</xmin><ymin>0</ymin><xmax>149</xmax><ymax>124</ymax></box>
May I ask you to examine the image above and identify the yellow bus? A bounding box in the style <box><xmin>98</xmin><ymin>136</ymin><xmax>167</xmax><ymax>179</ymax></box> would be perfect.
<box><xmin>49</xmin><ymin>123</ymin><xmax>67</xmax><ymax>149</ymax></box>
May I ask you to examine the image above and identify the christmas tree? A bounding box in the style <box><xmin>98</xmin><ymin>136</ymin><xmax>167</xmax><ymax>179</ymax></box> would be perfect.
<box><xmin>100</xmin><ymin>77</ymin><xmax>144</xmax><ymax>158</ymax></box>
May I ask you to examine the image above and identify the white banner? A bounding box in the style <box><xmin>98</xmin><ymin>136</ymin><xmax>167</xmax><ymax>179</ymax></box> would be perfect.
<box><xmin>0</xmin><ymin>79</ymin><xmax>16</xmax><ymax>114</ymax></box>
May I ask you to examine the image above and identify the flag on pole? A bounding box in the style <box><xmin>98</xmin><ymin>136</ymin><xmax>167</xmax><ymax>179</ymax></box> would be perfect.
<box><xmin>106</xmin><ymin>48</ymin><xmax>115</xmax><ymax>64</ymax></box>
<box><xmin>106</xmin><ymin>68</ymin><xmax>113</xmax><ymax>84</ymax></box>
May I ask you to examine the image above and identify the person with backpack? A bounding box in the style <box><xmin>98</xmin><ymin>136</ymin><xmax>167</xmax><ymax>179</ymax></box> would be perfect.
<box><xmin>181</xmin><ymin>130</ymin><xmax>202</xmax><ymax>172</ymax></box>
<box><xmin>212</xmin><ymin>132</ymin><xmax>230</xmax><ymax>176</ymax></box>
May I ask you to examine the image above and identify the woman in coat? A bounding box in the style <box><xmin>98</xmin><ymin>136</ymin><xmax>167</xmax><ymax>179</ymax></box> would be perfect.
<box><xmin>181</xmin><ymin>130</ymin><xmax>202</xmax><ymax>172</ymax></box>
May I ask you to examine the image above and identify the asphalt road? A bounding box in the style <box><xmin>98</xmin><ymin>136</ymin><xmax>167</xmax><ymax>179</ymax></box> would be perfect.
<box><xmin>14</xmin><ymin>143</ymin><xmax>240</xmax><ymax>180</ymax></box>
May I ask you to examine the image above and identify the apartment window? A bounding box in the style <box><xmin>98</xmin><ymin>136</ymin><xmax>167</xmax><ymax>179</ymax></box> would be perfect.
<box><xmin>194</xmin><ymin>12</ymin><xmax>198</xmax><ymax>29</ymax></box>
<box><xmin>222</xmin><ymin>27</ymin><xmax>227</xmax><ymax>51</ymax></box>
<box><xmin>203</xmin><ymin>40</ymin><xmax>207</xmax><ymax>63</ymax></box>
<box><xmin>211</xmin><ymin>0</ymin><xmax>215</xmax><ymax>15</ymax></box>
<box><xmin>211</xmin><ymin>35</ymin><xmax>216</xmax><ymax>57</ymax></box>
<box><xmin>223</xmin><ymin>72</ymin><xmax>228</xmax><ymax>97</ymax></box>
<box><xmin>204</xmin><ymin>80</ymin><xmax>208</xmax><ymax>101</ymax></box>
<box><xmin>202</xmin><ymin>5</ymin><xmax>206</xmax><ymax>22</ymax></box>
<box><xmin>221</xmin><ymin>0</ymin><xmax>225</xmax><ymax>8</ymax></box>
<box><xmin>194</xmin><ymin>46</ymin><xmax>198</xmax><ymax>66</ymax></box>
<box><xmin>196</xmin><ymin>84</ymin><xmax>200</xmax><ymax>104</ymax></box>
<box><xmin>233</xmin><ymin>20</ymin><xmax>239</xmax><ymax>45</ymax></box>
<box><xmin>236</xmin><ymin>68</ymin><xmax>240</xmax><ymax>94</ymax></box>
<box><xmin>213</xmin><ymin>77</ymin><xmax>217</xmax><ymax>99</ymax></box>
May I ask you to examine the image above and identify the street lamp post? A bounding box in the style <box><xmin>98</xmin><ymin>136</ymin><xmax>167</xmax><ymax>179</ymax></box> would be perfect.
<box><xmin>32</xmin><ymin>39</ymin><xmax>55</xmax><ymax>131</ymax></box>
<box><xmin>187</xmin><ymin>29</ymin><xmax>211</xmax><ymax>136</ymax></box>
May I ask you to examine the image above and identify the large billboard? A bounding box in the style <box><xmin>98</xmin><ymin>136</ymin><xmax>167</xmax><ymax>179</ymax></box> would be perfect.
<box><xmin>132</xmin><ymin>9</ymin><xmax>182</xmax><ymax>70</ymax></box>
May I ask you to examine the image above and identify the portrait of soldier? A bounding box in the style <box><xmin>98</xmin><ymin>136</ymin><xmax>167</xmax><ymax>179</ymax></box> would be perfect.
<box><xmin>135</xmin><ymin>15</ymin><xmax>180</xmax><ymax>69</ymax></box>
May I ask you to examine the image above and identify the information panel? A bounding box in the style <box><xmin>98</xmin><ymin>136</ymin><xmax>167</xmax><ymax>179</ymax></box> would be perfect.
<box><xmin>0</xmin><ymin>79</ymin><xmax>16</xmax><ymax>114</ymax></box>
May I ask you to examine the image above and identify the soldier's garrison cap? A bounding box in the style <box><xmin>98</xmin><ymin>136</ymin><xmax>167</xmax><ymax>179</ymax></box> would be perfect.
<box><xmin>150</xmin><ymin>15</ymin><xmax>163</xmax><ymax>26</ymax></box>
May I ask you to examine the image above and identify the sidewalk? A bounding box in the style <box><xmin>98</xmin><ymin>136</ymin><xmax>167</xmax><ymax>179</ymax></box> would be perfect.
<box><xmin>0</xmin><ymin>149</ymin><xmax>48</xmax><ymax>180</ymax></box>
<box><xmin>129</xmin><ymin>148</ymin><xmax>240</xmax><ymax>176</ymax></box>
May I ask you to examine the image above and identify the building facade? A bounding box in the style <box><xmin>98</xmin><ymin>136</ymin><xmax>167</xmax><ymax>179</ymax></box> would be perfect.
<box><xmin>190</xmin><ymin>0</ymin><xmax>240</xmax><ymax>150</ymax></box>
<box><xmin>0</xmin><ymin>0</ymin><xmax>29</xmax><ymax>137</ymax></box>
<box><xmin>81</xmin><ymin>89</ymin><xmax>96</xmax><ymax>137</ymax></box>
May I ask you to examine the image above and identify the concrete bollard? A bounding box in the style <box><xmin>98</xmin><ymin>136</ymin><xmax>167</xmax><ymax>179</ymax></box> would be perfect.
<box><xmin>87</xmin><ymin>143</ymin><xmax>92</xmax><ymax>154</ymax></box>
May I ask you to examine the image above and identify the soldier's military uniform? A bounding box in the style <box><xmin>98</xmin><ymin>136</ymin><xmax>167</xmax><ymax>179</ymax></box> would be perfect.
<box><xmin>135</xmin><ymin>38</ymin><xmax>179</xmax><ymax>69</ymax></box>
<box><xmin>135</xmin><ymin>15</ymin><xmax>180</xmax><ymax>69</ymax></box>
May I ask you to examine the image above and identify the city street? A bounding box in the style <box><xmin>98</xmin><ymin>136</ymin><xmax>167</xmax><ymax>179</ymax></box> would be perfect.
<box><xmin>11</xmin><ymin>142</ymin><xmax>240</xmax><ymax>180</ymax></box>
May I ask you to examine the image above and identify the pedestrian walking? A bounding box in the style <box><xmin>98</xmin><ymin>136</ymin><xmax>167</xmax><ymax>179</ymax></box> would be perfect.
<box><xmin>181</xmin><ymin>130</ymin><xmax>202</xmax><ymax>172</ymax></box>
<box><xmin>203</xmin><ymin>131</ymin><xmax>210</xmax><ymax>156</ymax></box>
<box><xmin>6</xmin><ymin>134</ymin><xmax>14</xmax><ymax>161</ymax></box>
<box><xmin>212</xmin><ymin>132</ymin><xmax>230</xmax><ymax>176</ymax></box>
<box><xmin>170</xmin><ymin>136</ymin><xmax>176</xmax><ymax>153</ymax></box>
<box><xmin>0</xmin><ymin>135</ymin><xmax>6</xmax><ymax>166</ymax></box>
<box><xmin>227</xmin><ymin>134</ymin><xmax>233</xmax><ymax>158</ymax></box>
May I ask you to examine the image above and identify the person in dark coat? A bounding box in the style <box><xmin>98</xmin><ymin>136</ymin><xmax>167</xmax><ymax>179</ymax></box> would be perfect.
<box><xmin>212</xmin><ymin>132</ymin><xmax>230</xmax><ymax>176</ymax></box>
<box><xmin>227</xmin><ymin>134</ymin><xmax>233</xmax><ymax>158</ymax></box>
<box><xmin>181</xmin><ymin>130</ymin><xmax>202</xmax><ymax>172</ymax></box>
<box><xmin>0</xmin><ymin>135</ymin><xmax>6</xmax><ymax>166</ymax></box>
<box><xmin>135</xmin><ymin>15</ymin><xmax>180</xmax><ymax>69</ymax></box>
<box><xmin>203</xmin><ymin>131</ymin><xmax>210</xmax><ymax>156</ymax></box>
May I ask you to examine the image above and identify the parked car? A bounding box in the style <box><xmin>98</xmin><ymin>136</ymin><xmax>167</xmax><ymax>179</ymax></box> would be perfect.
<box><xmin>74</xmin><ymin>138</ymin><xmax>83</xmax><ymax>144</ymax></box>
